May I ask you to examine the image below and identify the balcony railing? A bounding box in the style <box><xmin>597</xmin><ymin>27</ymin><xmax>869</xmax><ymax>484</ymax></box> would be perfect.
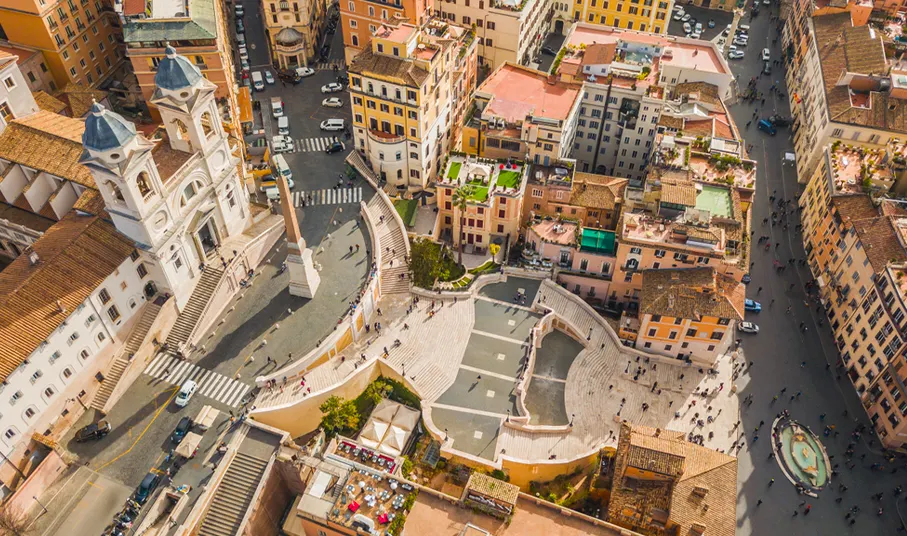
<box><xmin>366</xmin><ymin>128</ymin><xmax>405</xmax><ymax>144</ymax></box>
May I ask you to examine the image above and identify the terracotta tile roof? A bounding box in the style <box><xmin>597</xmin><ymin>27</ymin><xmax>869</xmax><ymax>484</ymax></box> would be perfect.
<box><xmin>658</xmin><ymin>115</ymin><xmax>684</xmax><ymax>129</ymax></box>
<box><xmin>640</xmin><ymin>267</ymin><xmax>745</xmax><ymax>321</ymax></box>
<box><xmin>348</xmin><ymin>45</ymin><xmax>430</xmax><ymax>88</ymax></box>
<box><xmin>0</xmin><ymin>213</ymin><xmax>135</xmax><ymax>382</ymax></box>
<box><xmin>831</xmin><ymin>194</ymin><xmax>877</xmax><ymax>221</ymax></box>
<box><xmin>853</xmin><ymin>216</ymin><xmax>907</xmax><ymax>271</ymax></box>
<box><xmin>33</xmin><ymin>91</ymin><xmax>68</xmax><ymax>114</ymax></box>
<box><xmin>881</xmin><ymin>199</ymin><xmax>907</xmax><ymax>217</ymax></box>
<box><xmin>570</xmin><ymin>173</ymin><xmax>626</xmax><ymax>210</ymax></box>
<box><xmin>683</xmin><ymin>118</ymin><xmax>714</xmax><ymax>138</ymax></box>
<box><xmin>0</xmin><ymin>202</ymin><xmax>56</xmax><ymax>232</ymax></box>
<box><xmin>56</xmin><ymin>83</ymin><xmax>109</xmax><ymax>118</ymax></box>
<box><xmin>812</xmin><ymin>13</ymin><xmax>903</xmax><ymax>133</ymax></box>
<box><xmin>0</xmin><ymin>111</ymin><xmax>95</xmax><ymax>188</ymax></box>
<box><xmin>661</xmin><ymin>182</ymin><xmax>697</xmax><ymax>206</ymax></box>
<box><xmin>581</xmin><ymin>43</ymin><xmax>618</xmax><ymax>68</ymax></box>
<box><xmin>674</xmin><ymin>82</ymin><xmax>720</xmax><ymax>106</ymax></box>
<box><xmin>0</xmin><ymin>45</ymin><xmax>36</xmax><ymax>63</ymax></box>
<box><xmin>152</xmin><ymin>135</ymin><xmax>194</xmax><ymax>185</ymax></box>
<box><xmin>123</xmin><ymin>0</ymin><xmax>145</xmax><ymax>15</ymax></box>
<box><xmin>609</xmin><ymin>423</ymin><xmax>737</xmax><ymax>536</ymax></box>
<box><xmin>72</xmin><ymin>188</ymin><xmax>107</xmax><ymax>217</ymax></box>
<box><xmin>465</xmin><ymin>472</ymin><xmax>519</xmax><ymax>506</ymax></box>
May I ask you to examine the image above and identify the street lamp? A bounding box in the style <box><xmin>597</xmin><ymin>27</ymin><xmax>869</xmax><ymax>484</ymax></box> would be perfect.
<box><xmin>33</xmin><ymin>495</ymin><xmax>48</xmax><ymax>515</ymax></box>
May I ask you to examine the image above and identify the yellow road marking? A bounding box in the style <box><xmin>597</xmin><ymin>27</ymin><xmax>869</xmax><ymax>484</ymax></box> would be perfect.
<box><xmin>95</xmin><ymin>386</ymin><xmax>179</xmax><ymax>472</ymax></box>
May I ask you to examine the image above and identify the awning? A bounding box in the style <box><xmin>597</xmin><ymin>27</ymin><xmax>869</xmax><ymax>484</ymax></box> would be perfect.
<box><xmin>175</xmin><ymin>432</ymin><xmax>203</xmax><ymax>458</ymax></box>
<box><xmin>346</xmin><ymin>150</ymin><xmax>379</xmax><ymax>184</ymax></box>
<box><xmin>238</xmin><ymin>86</ymin><xmax>253</xmax><ymax>125</ymax></box>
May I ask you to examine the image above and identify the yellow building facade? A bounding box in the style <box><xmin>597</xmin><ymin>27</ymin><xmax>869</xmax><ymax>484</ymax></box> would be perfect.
<box><xmin>0</xmin><ymin>0</ymin><xmax>123</xmax><ymax>90</ymax></box>
<box><xmin>572</xmin><ymin>0</ymin><xmax>673</xmax><ymax>34</ymax></box>
<box><xmin>348</xmin><ymin>19</ymin><xmax>477</xmax><ymax>192</ymax></box>
<box><xmin>263</xmin><ymin>0</ymin><xmax>326</xmax><ymax>69</ymax></box>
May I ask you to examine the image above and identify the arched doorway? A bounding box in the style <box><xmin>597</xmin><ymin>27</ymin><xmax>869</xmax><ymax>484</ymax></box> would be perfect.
<box><xmin>554</xmin><ymin>20</ymin><xmax>564</xmax><ymax>35</ymax></box>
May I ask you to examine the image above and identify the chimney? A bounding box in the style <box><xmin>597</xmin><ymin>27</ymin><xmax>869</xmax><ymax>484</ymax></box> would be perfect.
<box><xmin>26</xmin><ymin>247</ymin><xmax>39</xmax><ymax>266</ymax></box>
<box><xmin>56</xmin><ymin>300</ymin><xmax>67</xmax><ymax>315</ymax></box>
<box><xmin>654</xmin><ymin>428</ymin><xmax>661</xmax><ymax>437</ymax></box>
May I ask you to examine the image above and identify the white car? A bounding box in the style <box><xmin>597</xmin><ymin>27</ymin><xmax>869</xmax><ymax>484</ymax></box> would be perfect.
<box><xmin>739</xmin><ymin>321</ymin><xmax>760</xmax><ymax>334</ymax></box>
<box><xmin>690</xmin><ymin>30</ymin><xmax>701</xmax><ymax>39</ymax></box>
<box><xmin>271</xmin><ymin>135</ymin><xmax>293</xmax><ymax>153</ymax></box>
<box><xmin>321</xmin><ymin>82</ymin><xmax>343</xmax><ymax>94</ymax></box>
<box><xmin>683</xmin><ymin>22</ymin><xmax>692</xmax><ymax>34</ymax></box>
<box><xmin>673</xmin><ymin>11</ymin><xmax>684</xmax><ymax>20</ymax></box>
<box><xmin>723</xmin><ymin>24</ymin><xmax>732</xmax><ymax>36</ymax></box>
<box><xmin>729</xmin><ymin>50</ymin><xmax>745</xmax><ymax>60</ymax></box>
<box><xmin>322</xmin><ymin>97</ymin><xmax>343</xmax><ymax>108</ymax></box>
<box><xmin>175</xmin><ymin>380</ymin><xmax>198</xmax><ymax>407</ymax></box>
<box><xmin>295</xmin><ymin>67</ymin><xmax>316</xmax><ymax>78</ymax></box>
<box><xmin>264</xmin><ymin>71</ymin><xmax>275</xmax><ymax>84</ymax></box>
<box><xmin>681</xmin><ymin>13</ymin><xmax>691</xmax><ymax>22</ymax></box>
<box><xmin>738</xmin><ymin>24</ymin><xmax>750</xmax><ymax>32</ymax></box>
<box><xmin>762</xmin><ymin>48</ymin><xmax>771</xmax><ymax>61</ymax></box>
<box><xmin>733</xmin><ymin>37</ymin><xmax>748</xmax><ymax>47</ymax></box>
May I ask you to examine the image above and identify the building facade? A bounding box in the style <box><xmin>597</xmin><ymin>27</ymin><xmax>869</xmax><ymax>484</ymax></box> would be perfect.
<box><xmin>120</xmin><ymin>0</ymin><xmax>240</xmax><ymax>126</ymax></box>
<box><xmin>339</xmin><ymin>0</ymin><xmax>434</xmax><ymax>63</ymax></box>
<box><xmin>436</xmin><ymin>153</ymin><xmax>527</xmax><ymax>253</ymax></box>
<box><xmin>436</xmin><ymin>0</ymin><xmax>552</xmax><ymax>69</ymax></box>
<box><xmin>0</xmin><ymin>44</ymin><xmax>56</xmax><ymax>94</ymax></box>
<box><xmin>629</xmin><ymin>267</ymin><xmax>743</xmax><ymax>365</ymax></box>
<box><xmin>0</xmin><ymin>0</ymin><xmax>123</xmax><ymax>90</ymax></box>
<box><xmin>348</xmin><ymin>20</ymin><xmax>477</xmax><ymax>192</ymax></box>
<box><xmin>571</xmin><ymin>0</ymin><xmax>673</xmax><ymax>34</ymax></box>
<box><xmin>461</xmin><ymin>62</ymin><xmax>582</xmax><ymax>166</ymax></box>
<box><xmin>80</xmin><ymin>46</ymin><xmax>251</xmax><ymax>311</ymax></box>
<box><xmin>263</xmin><ymin>0</ymin><xmax>327</xmax><ymax>69</ymax></box>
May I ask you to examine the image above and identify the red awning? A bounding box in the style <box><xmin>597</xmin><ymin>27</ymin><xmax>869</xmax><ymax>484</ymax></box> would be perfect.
<box><xmin>378</xmin><ymin>513</ymin><xmax>389</xmax><ymax>524</ymax></box>
<box><xmin>348</xmin><ymin>501</ymin><xmax>360</xmax><ymax>512</ymax></box>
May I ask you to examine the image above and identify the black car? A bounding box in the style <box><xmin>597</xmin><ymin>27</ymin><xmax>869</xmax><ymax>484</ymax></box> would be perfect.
<box><xmin>336</xmin><ymin>73</ymin><xmax>349</xmax><ymax>85</ymax></box>
<box><xmin>171</xmin><ymin>416</ymin><xmax>192</xmax><ymax>444</ymax></box>
<box><xmin>277</xmin><ymin>70</ymin><xmax>301</xmax><ymax>84</ymax></box>
<box><xmin>134</xmin><ymin>472</ymin><xmax>160</xmax><ymax>505</ymax></box>
<box><xmin>541</xmin><ymin>45</ymin><xmax>556</xmax><ymax>55</ymax></box>
<box><xmin>769</xmin><ymin>114</ymin><xmax>792</xmax><ymax>127</ymax></box>
<box><xmin>74</xmin><ymin>420</ymin><xmax>111</xmax><ymax>442</ymax></box>
<box><xmin>325</xmin><ymin>141</ymin><xmax>344</xmax><ymax>154</ymax></box>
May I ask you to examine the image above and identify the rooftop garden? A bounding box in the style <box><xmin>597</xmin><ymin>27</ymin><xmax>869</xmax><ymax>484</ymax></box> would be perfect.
<box><xmin>496</xmin><ymin>169</ymin><xmax>521</xmax><ymax>189</ymax></box>
<box><xmin>447</xmin><ymin>161</ymin><xmax>462</xmax><ymax>180</ymax></box>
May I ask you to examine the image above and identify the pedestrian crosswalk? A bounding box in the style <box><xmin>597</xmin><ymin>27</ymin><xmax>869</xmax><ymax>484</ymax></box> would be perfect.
<box><xmin>291</xmin><ymin>137</ymin><xmax>344</xmax><ymax>153</ymax></box>
<box><xmin>292</xmin><ymin>187</ymin><xmax>363</xmax><ymax>207</ymax></box>
<box><xmin>144</xmin><ymin>353</ymin><xmax>252</xmax><ymax>408</ymax></box>
<box><xmin>313</xmin><ymin>60</ymin><xmax>345</xmax><ymax>70</ymax></box>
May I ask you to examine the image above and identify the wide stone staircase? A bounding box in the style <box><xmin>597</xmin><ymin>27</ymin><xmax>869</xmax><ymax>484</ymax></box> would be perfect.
<box><xmin>165</xmin><ymin>266</ymin><xmax>224</xmax><ymax>350</ymax></box>
<box><xmin>366</xmin><ymin>196</ymin><xmax>409</xmax><ymax>294</ymax></box>
<box><xmin>90</xmin><ymin>301</ymin><xmax>162</xmax><ymax>411</ymax></box>
<box><xmin>198</xmin><ymin>452</ymin><xmax>269</xmax><ymax>536</ymax></box>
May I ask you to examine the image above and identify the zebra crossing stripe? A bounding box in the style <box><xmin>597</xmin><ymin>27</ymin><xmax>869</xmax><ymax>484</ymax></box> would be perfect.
<box><xmin>145</xmin><ymin>353</ymin><xmax>168</xmax><ymax>376</ymax></box>
<box><xmin>199</xmin><ymin>375</ymin><xmax>225</xmax><ymax>397</ymax></box>
<box><xmin>228</xmin><ymin>385</ymin><xmax>251</xmax><ymax>407</ymax></box>
<box><xmin>142</xmin><ymin>353</ymin><xmax>251</xmax><ymax>407</ymax></box>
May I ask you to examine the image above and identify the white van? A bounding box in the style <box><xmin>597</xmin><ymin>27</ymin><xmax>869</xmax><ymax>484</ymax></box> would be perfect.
<box><xmin>264</xmin><ymin>187</ymin><xmax>281</xmax><ymax>202</ymax></box>
<box><xmin>271</xmin><ymin>97</ymin><xmax>284</xmax><ymax>118</ymax></box>
<box><xmin>277</xmin><ymin>116</ymin><xmax>290</xmax><ymax>136</ymax></box>
<box><xmin>251</xmin><ymin>71</ymin><xmax>264</xmax><ymax>91</ymax></box>
<box><xmin>320</xmin><ymin>118</ymin><xmax>345</xmax><ymax>131</ymax></box>
<box><xmin>272</xmin><ymin>154</ymin><xmax>293</xmax><ymax>182</ymax></box>
<box><xmin>175</xmin><ymin>380</ymin><xmax>198</xmax><ymax>408</ymax></box>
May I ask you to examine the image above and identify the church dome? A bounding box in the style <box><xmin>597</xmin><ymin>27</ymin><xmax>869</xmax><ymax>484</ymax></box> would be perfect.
<box><xmin>154</xmin><ymin>45</ymin><xmax>203</xmax><ymax>91</ymax></box>
<box><xmin>82</xmin><ymin>102</ymin><xmax>137</xmax><ymax>152</ymax></box>
<box><xmin>275</xmin><ymin>27</ymin><xmax>304</xmax><ymax>46</ymax></box>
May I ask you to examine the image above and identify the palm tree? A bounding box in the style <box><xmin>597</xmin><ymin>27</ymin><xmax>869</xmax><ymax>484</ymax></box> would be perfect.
<box><xmin>451</xmin><ymin>185</ymin><xmax>475</xmax><ymax>265</ymax></box>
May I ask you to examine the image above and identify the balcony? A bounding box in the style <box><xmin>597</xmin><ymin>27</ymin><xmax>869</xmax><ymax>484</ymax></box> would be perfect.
<box><xmin>366</xmin><ymin>128</ymin><xmax>406</xmax><ymax>145</ymax></box>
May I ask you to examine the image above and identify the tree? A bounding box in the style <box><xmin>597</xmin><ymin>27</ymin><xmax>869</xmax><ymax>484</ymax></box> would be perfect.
<box><xmin>489</xmin><ymin>243</ymin><xmax>500</xmax><ymax>261</ymax></box>
<box><xmin>0</xmin><ymin>505</ymin><xmax>32</xmax><ymax>536</ymax></box>
<box><xmin>408</xmin><ymin>238</ymin><xmax>443</xmax><ymax>288</ymax></box>
<box><xmin>363</xmin><ymin>379</ymin><xmax>392</xmax><ymax>407</ymax></box>
<box><xmin>319</xmin><ymin>395</ymin><xmax>360</xmax><ymax>437</ymax></box>
<box><xmin>451</xmin><ymin>185</ymin><xmax>476</xmax><ymax>265</ymax></box>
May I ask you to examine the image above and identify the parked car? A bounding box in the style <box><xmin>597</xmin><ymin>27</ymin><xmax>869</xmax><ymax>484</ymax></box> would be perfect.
<box><xmin>321</xmin><ymin>82</ymin><xmax>343</xmax><ymax>93</ymax></box>
<box><xmin>325</xmin><ymin>140</ymin><xmax>344</xmax><ymax>154</ymax></box>
<box><xmin>722</xmin><ymin>24</ymin><xmax>732</xmax><ymax>36</ymax></box>
<box><xmin>295</xmin><ymin>67</ymin><xmax>316</xmax><ymax>78</ymax></box>
<box><xmin>134</xmin><ymin>472</ymin><xmax>160</xmax><ymax>505</ymax></box>
<box><xmin>322</xmin><ymin>97</ymin><xmax>343</xmax><ymax>108</ymax></box>
<box><xmin>235</xmin><ymin>5</ymin><xmax>244</xmax><ymax>17</ymax></box>
<box><xmin>733</xmin><ymin>37</ymin><xmax>749</xmax><ymax>46</ymax></box>
<box><xmin>336</xmin><ymin>73</ymin><xmax>349</xmax><ymax>85</ymax></box>
<box><xmin>278</xmin><ymin>69</ymin><xmax>300</xmax><ymax>84</ymax></box>
<box><xmin>260</xmin><ymin>175</ymin><xmax>294</xmax><ymax>190</ymax></box>
<box><xmin>172</xmin><ymin>416</ymin><xmax>193</xmax><ymax>443</ymax></box>
<box><xmin>744</xmin><ymin>299</ymin><xmax>762</xmax><ymax>312</ymax></box>
<box><xmin>264</xmin><ymin>71</ymin><xmax>275</xmax><ymax>85</ymax></box>
<box><xmin>174</xmin><ymin>379</ymin><xmax>197</xmax><ymax>408</ymax></box>
<box><xmin>681</xmin><ymin>13</ymin><xmax>691</xmax><ymax>22</ymax></box>
<box><xmin>708</xmin><ymin>19</ymin><xmax>715</xmax><ymax>28</ymax></box>
<box><xmin>738</xmin><ymin>24</ymin><xmax>750</xmax><ymax>32</ymax></box>
<box><xmin>763</xmin><ymin>61</ymin><xmax>772</xmax><ymax>75</ymax></box>
<box><xmin>236</xmin><ymin>19</ymin><xmax>245</xmax><ymax>33</ymax></box>
<box><xmin>741</xmin><ymin>273</ymin><xmax>752</xmax><ymax>284</ymax></box>
<box><xmin>729</xmin><ymin>50</ymin><xmax>745</xmax><ymax>60</ymax></box>
<box><xmin>320</xmin><ymin>118</ymin><xmax>345</xmax><ymax>131</ymax></box>
<box><xmin>739</xmin><ymin>321</ymin><xmax>760</xmax><ymax>334</ymax></box>
<box><xmin>683</xmin><ymin>22</ymin><xmax>692</xmax><ymax>34</ymax></box>
<box><xmin>694</xmin><ymin>22</ymin><xmax>703</xmax><ymax>32</ymax></box>
<box><xmin>761</xmin><ymin>48</ymin><xmax>771</xmax><ymax>61</ymax></box>
<box><xmin>690</xmin><ymin>30</ymin><xmax>702</xmax><ymax>39</ymax></box>
<box><xmin>271</xmin><ymin>135</ymin><xmax>293</xmax><ymax>153</ymax></box>
<box><xmin>541</xmin><ymin>45</ymin><xmax>556</xmax><ymax>55</ymax></box>
<box><xmin>74</xmin><ymin>420</ymin><xmax>111</xmax><ymax>442</ymax></box>
<box><xmin>673</xmin><ymin>11</ymin><xmax>684</xmax><ymax>20</ymax></box>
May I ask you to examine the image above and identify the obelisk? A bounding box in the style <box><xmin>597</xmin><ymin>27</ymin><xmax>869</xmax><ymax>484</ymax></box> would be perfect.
<box><xmin>277</xmin><ymin>175</ymin><xmax>320</xmax><ymax>298</ymax></box>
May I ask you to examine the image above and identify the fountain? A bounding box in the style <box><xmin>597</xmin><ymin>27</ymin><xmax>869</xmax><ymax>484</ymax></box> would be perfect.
<box><xmin>773</xmin><ymin>418</ymin><xmax>830</xmax><ymax>494</ymax></box>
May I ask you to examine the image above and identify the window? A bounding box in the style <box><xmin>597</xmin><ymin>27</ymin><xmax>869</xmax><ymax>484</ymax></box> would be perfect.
<box><xmin>68</xmin><ymin>332</ymin><xmax>79</xmax><ymax>344</ymax></box>
<box><xmin>0</xmin><ymin>102</ymin><xmax>11</xmax><ymax>125</ymax></box>
<box><xmin>44</xmin><ymin>386</ymin><xmax>56</xmax><ymax>399</ymax></box>
<box><xmin>4</xmin><ymin>429</ymin><xmax>16</xmax><ymax>440</ymax></box>
<box><xmin>79</xmin><ymin>349</ymin><xmax>90</xmax><ymax>360</ymax></box>
<box><xmin>98</xmin><ymin>288</ymin><xmax>111</xmax><ymax>304</ymax></box>
<box><xmin>107</xmin><ymin>305</ymin><xmax>120</xmax><ymax>322</ymax></box>
<box><xmin>30</xmin><ymin>370</ymin><xmax>43</xmax><ymax>384</ymax></box>
<box><xmin>62</xmin><ymin>368</ymin><xmax>73</xmax><ymax>379</ymax></box>
<box><xmin>49</xmin><ymin>351</ymin><xmax>61</xmax><ymax>364</ymax></box>
<box><xmin>24</xmin><ymin>407</ymin><xmax>36</xmax><ymax>420</ymax></box>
